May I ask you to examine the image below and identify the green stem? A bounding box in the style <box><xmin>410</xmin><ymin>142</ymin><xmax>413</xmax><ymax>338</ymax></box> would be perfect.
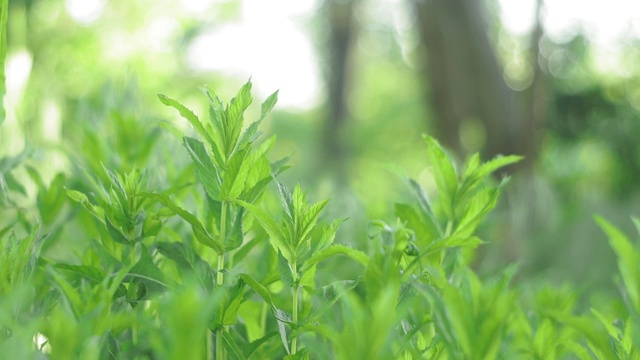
<box><xmin>216</xmin><ymin>201</ymin><xmax>228</xmax><ymax>360</ymax></box>
<box><xmin>205</xmin><ymin>332</ymin><xmax>212</xmax><ymax>360</ymax></box>
<box><xmin>291</xmin><ymin>264</ymin><xmax>299</xmax><ymax>355</ymax></box>
<box><xmin>217</xmin><ymin>201</ymin><xmax>227</xmax><ymax>285</ymax></box>
<box><xmin>132</xmin><ymin>307</ymin><xmax>138</xmax><ymax>347</ymax></box>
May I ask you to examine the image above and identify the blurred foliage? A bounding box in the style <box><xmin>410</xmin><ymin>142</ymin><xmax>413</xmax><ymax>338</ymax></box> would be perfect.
<box><xmin>0</xmin><ymin>0</ymin><xmax>638</xmax><ymax>314</ymax></box>
<box><xmin>1</xmin><ymin>1</ymin><xmax>640</xmax><ymax>357</ymax></box>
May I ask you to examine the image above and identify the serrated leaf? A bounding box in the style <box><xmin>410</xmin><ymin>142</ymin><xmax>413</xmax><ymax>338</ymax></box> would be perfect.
<box><xmin>66</xmin><ymin>188</ymin><xmax>105</xmax><ymax>222</ymax></box>
<box><xmin>220</xmin><ymin>279</ymin><xmax>246</xmax><ymax>326</ymax></box>
<box><xmin>158</xmin><ymin>94</ymin><xmax>215</xmax><ymax>147</ymax></box>
<box><xmin>425</xmin><ymin>235</ymin><xmax>483</xmax><ymax>255</ymax></box>
<box><xmin>454</xmin><ymin>187</ymin><xmax>500</xmax><ymax>238</ymax></box>
<box><xmin>596</xmin><ymin>216</ymin><xmax>640</xmax><ymax>313</ymax></box>
<box><xmin>278</xmin><ymin>251</ymin><xmax>294</xmax><ymax>287</ymax></box>
<box><xmin>261</xmin><ymin>90</ymin><xmax>279</xmax><ymax>118</ymax></box>
<box><xmin>475</xmin><ymin>154</ymin><xmax>523</xmax><ymax>179</ymax></box>
<box><xmin>591</xmin><ymin>308</ymin><xmax>619</xmax><ymax>340</ymax></box>
<box><xmin>457</xmin><ymin>154</ymin><xmax>521</xmax><ymax>206</ymax></box>
<box><xmin>222</xmin><ymin>331</ymin><xmax>246</xmax><ymax>360</ymax></box>
<box><xmin>300</xmin><ymin>244</ymin><xmax>369</xmax><ymax>273</ymax></box>
<box><xmin>222</xmin><ymin>146</ymin><xmax>251</xmax><ymax>200</ymax></box>
<box><xmin>297</xmin><ymin>199</ymin><xmax>330</xmax><ymax>253</ymax></box>
<box><xmin>276</xmin><ymin>180</ymin><xmax>294</xmax><ymax>220</ymax></box>
<box><xmin>309</xmin><ymin>217</ymin><xmax>348</xmax><ymax>256</ymax></box>
<box><xmin>46</xmin><ymin>265</ymin><xmax>84</xmax><ymax>319</ymax></box>
<box><xmin>37</xmin><ymin>173</ymin><xmax>67</xmax><ymax>224</ymax></box>
<box><xmin>128</xmin><ymin>244</ymin><xmax>174</xmax><ymax>298</ymax></box>
<box><xmin>157</xmin><ymin>241</ymin><xmax>216</xmax><ymax>291</ymax></box>
<box><xmin>239</xmin><ymin>273</ymin><xmax>277</xmax><ymax>312</ymax></box>
<box><xmin>413</xmin><ymin>283</ymin><xmax>463</xmax><ymax>357</ymax></box>
<box><xmin>105</xmin><ymin>215</ymin><xmax>130</xmax><ymax>245</ymax></box>
<box><xmin>241</xmin><ymin>177</ymin><xmax>272</xmax><ymax>203</ymax></box>
<box><xmin>224</xmin><ymin>207</ymin><xmax>245</xmax><ymax>251</ymax></box>
<box><xmin>238</xmin><ymin>90</ymin><xmax>279</xmax><ymax>148</ymax></box>
<box><xmin>423</xmin><ymin>135</ymin><xmax>458</xmax><ymax>218</ymax></box>
<box><xmin>138</xmin><ymin>192</ymin><xmax>223</xmax><ymax>254</ymax></box>
<box><xmin>408</xmin><ymin>178</ymin><xmax>443</xmax><ymax>237</ymax></box>
<box><xmin>54</xmin><ymin>264</ymin><xmax>106</xmax><ymax>285</ymax></box>
<box><xmin>235</xmin><ymin>198</ymin><xmax>291</xmax><ymax>263</ymax></box>
<box><xmin>225</xmin><ymin>80</ymin><xmax>253</xmax><ymax>154</ymax></box>
<box><xmin>271</xmin><ymin>156</ymin><xmax>290</xmax><ymax>176</ymax></box>
<box><xmin>89</xmin><ymin>239</ymin><xmax>124</xmax><ymax>271</ymax></box>
<box><xmin>395</xmin><ymin>203</ymin><xmax>439</xmax><ymax>248</ymax></box>
<box><xmin>275</xmin><ymin>308</ymin><xmax>291</xmax><ymax>354</ymax></box>
<box><xmin>554</xmin><ymin>314</ymin><xmax>617</xmax><ymax>360</ymax></box>
<box><xmin>183</xmin><ymin>136</ymin><xmax>222</xmax><ymax>200</ymax></box>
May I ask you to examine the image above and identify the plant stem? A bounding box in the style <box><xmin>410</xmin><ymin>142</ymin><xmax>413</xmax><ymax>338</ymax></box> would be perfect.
<box><xmin>217</xmin><ymin>201</ymin><xmax>227</xmax><ymax>285</ymax></box>
<box><xmin>216</xmin><ymin>201</ymin><xmax>228</xmax><ymax>360</ymax></box>
<box><xmin>132</xmin><ymin>306</ymin><xmax>138</xmax><ymax>346</ymax></box>
<box><xmin>291</xmin><ymin>264</ymin><xmax>299</xmax><ymax>355</ymax></box>
<box><xmin>205</xmin><ymin>332</ymin><xmax>213</xmax><ymax>360</ymax></box>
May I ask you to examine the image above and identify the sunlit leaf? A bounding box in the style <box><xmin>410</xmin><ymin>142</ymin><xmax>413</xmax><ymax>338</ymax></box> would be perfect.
<box><xmin>138</xmin><ymin>192</ymin><xmax>223</xmax><ymax>254</ymax></box>
<box><xmin>183</xmin><ymin>136</ymin><xmax>222</xmax><ymax>200</ymax></box>
<box><xmin>423</xmin><ymin>135</ymin><xmax>457</xmax><ymax>218</ymax></box>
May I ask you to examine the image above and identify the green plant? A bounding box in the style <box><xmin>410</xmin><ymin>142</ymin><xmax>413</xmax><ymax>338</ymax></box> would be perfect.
<box><xmin>2</xmin><ymin>78</ymin><xmax>640</xmax><ymax>360</ymax></box>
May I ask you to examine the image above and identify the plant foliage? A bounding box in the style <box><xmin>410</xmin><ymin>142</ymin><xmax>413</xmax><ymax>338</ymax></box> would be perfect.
<box><xmin>0</xmin><ymin>79</ymin><xmax>638</xmax><ymax>360</ymax></box>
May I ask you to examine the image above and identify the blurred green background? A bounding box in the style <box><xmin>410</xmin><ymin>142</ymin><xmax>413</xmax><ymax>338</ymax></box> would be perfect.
<box><xmin>2</xmin><ymin>0</ymin><xmax>640</xmax><ymax>298</ymax></box>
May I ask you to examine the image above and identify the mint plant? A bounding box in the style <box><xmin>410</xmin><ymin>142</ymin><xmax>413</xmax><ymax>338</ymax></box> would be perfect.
<box><xmin>2</xmin><ymin>76</ymin><xmax>640</xmax><ymax>360</ymax></box>
<box><xmin>236</xmin><ymin>182</ymin><xmax>367</xmax><ymax>357</ymax></box>
<box><xmin>150</xmin><ymin>80</ymin><xmax>289</xmax><ymax>359</ymax></box>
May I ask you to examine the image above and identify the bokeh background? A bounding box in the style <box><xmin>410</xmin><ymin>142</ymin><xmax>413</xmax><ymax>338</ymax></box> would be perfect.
<box><xmin>2</xmin><ymin>0</ymin><xmax>640</xmax><ymax>298</ymax></box>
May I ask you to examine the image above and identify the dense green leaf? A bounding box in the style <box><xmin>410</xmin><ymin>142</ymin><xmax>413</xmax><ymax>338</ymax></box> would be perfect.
<box><xmin>395</xmin><ymin>203</ymin><xmax>439</xmax><ymax>247</ymax></box>
<box><xmin>157</xmin><ymin>241</ymin><xmax>215</xmax><ymax>291</ymax></box>
<box><xmin>426</xmin><ymin>235</ymin><xmax>483</xmax><ymax>254</ymax></box>
<box><xmin>66</xmin><ymin>189</ymin><xmax>105</xmax><ymax>222</ymax></box>
<box><xmin>232</xmin><ymin>234</ymin><xmax>265</xmax><ymax>265</ymax></box>
<box><xmin>105</xmin><ymin>215</ymin><xmax>130</xmax><ymax>245</ymax></box>
<box><xmin>224</xmin><ymin>207</ymin><xmax>245</xmax><ymax>251</ymax></box>
<box><xmin>221</xmin><ymin>330</ymin><xmax>246</xmax><ymax>360</ymax></box>
<box><xmin>239</xmin><ymin>273</ymin><xmax>277</xmax><ymax>312</ymax></box>
<box><xmin>138</xmin><ymin>192</ymin><xmax>223</xmax><ymax>254</ymax></box>
<box><xmin>183</xmin><ymin>136</ymin><xmax>222</xmax><ymax>200</ymax></box>
<box><xmin>158</xmin><ymin>94</ymin><xmax>215</xmax><ymax>147</ymax></box>
<box><xmin>235</xmin><ymin>198</ymin><xmax>290</xmax><ymax>262</ymax></box>
<box><xmin>309</xmin><ymin>217</ymin><xmax>348</xmax><ymax>256</ymax></box>
<box><xmin>300</xmin><ymin>244</ymin><xmax>369</xmax><ymax>272</ymax></box>
<box><xmin>454</xmin><ymin>187</ymin><xmax>500</xmax><ymax>238</ymax></box>
<box><xmin>423</xmin><ymin>135</ymin><xmax>458</xmax><ymax>218</ymax></box>
<box><xmin>54</xmin><ymin>264</ymin><xmax>106</xmax><ymax>285</ymax></box>
<box><xmin>219</xmin><ymin>279</ymin><xmax>247</xmax><ymax>327</ymax></box>
<box><xmin>222</xmin><ymin>146</ymin><xmax>251</xmax><ymax>200</ymax></box>
<box><xmin>128</xmin><ymin>244</ymin><xmax>175</xmax><ymax>297</ymax></box>
<box><xmin>278</xmin><ymin>251</ymin><xmax>294</xmax><ymax>287</ymax></box>
<box><xmin>596</xmin><ymin>216</ymin><xmax>640</xmax><ymax>314</ymax></box>
<box><xmin>244</xmin><ymin>331</ymin><xmax>279</xmax><ymax>359</ymax></box>
<box><xmin>238</xmin><ymin>90</ymin><xmax>279</xmax><ymax>148</ymax></box>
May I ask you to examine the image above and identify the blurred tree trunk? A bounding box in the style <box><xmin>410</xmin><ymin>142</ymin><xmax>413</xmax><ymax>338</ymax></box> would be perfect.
<box><xmin>412</xmin><ymin>0</ymin><xmax>522</xmax><ymax>164</ymax></box>
<box><xmin>322</xmin><ymin>0</ymin><xmax>357</xmax><ymax>184</ymax></box>
<box><xmin>521</xmin><ymin>0</ymin><xmax>548</xmax><ymax>169</ymax></box>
